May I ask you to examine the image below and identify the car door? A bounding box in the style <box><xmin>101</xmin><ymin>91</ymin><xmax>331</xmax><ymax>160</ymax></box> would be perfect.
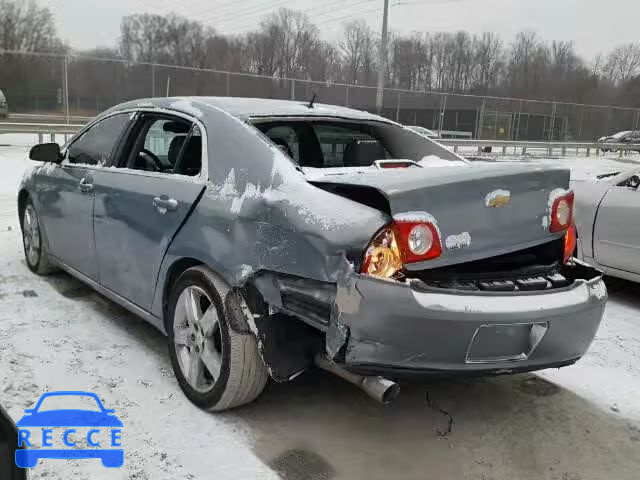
<box><xmin>33</xmin><ymin>113</ymin><xmax>131</xmax><ymax>280</ymax></box>
<box><xmin>91</xmin><ymin>111</ymin><xmax>206</xmax><ymax>310</ymax></box>
<box><xmin>593</xmin><ymin>172</ymin><xmax>640</xmax><ymax>273</ymax></box>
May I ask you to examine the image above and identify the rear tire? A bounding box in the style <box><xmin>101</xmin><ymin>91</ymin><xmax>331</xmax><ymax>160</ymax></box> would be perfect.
<box><xmin>21</xmin><ymin>200</ymin><xmax>57</xmax><ymax>275</ymax></box>
<box><xmin>167</xmin><ymin>266</ymin><xmax>268</xmax><ymax>411</ymax></box>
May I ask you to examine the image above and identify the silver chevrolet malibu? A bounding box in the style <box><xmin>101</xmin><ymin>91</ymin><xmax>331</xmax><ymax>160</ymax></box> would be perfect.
<box><xmin>18</xmin><ymin>97</ymin><xmax>606</xmax><ymax>411</ymax></box>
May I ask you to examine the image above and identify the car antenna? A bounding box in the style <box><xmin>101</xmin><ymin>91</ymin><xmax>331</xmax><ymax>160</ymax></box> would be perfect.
<box><xmin>306</xmin><ymin>93</ymin><xmax>317</xmax><ymax>109</ymax></box>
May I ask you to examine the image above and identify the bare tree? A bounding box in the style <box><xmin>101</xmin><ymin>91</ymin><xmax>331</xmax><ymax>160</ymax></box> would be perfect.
<box><xmin>604</xmin><ymin>43</ymin><xmax>640</xmax><ymax>85</ymax></box>
<box><xmin>339</xmin><ymin>20</ymin><xmax>377</xmax><ymax>85</ymax></box>
<box><xmin>0</xmin><ymin>0</ymin><xmax>64</xmax><ymax>52</ymax></box>
<box><xmin>473</xmin><ymin>32</ymin><xmax>503</xmax><ymax>94</ymax></box>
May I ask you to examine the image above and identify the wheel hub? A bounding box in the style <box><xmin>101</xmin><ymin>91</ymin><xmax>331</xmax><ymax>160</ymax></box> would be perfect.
<box><xmin>173</xmin><ymin>286</ymin><xmax>223</xmax><ymax>393</ymax></box>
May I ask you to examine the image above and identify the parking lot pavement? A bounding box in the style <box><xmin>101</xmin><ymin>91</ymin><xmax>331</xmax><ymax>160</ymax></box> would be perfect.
<box><xmin>1</xmin><ymin>146</ymin><xmax>639</xmax><ymax>479</ymax></box>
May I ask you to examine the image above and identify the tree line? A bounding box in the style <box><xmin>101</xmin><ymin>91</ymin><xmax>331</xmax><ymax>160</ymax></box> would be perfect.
<box><xmin>2</xmin><ymin>0</ymin><xmax>640</xmax><ymax>110</ymax></box>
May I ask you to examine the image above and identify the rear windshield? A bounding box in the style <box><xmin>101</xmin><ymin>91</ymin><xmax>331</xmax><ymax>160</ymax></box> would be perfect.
<box><xmin>252</xmin><ymin>119</ymin><xmax>464</xmax><ymax>169</ymax></box>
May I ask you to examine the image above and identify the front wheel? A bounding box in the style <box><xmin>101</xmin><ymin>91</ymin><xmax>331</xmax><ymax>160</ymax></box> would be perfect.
<box><xmin>21</xmin><ymin>200</ymin><xmax>57</xmax><ymax>275</ymax></box>
<box><xmin>167</xmin><ymin>266</ymin><xmax>268</xmax><ymax>411</ymax></box>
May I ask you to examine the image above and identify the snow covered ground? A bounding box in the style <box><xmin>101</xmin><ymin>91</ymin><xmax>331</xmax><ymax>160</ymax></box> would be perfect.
<box><xmin>1</xmin><ymin>138</ymin><xmax>639</xmax><ymax>479</ymax></box>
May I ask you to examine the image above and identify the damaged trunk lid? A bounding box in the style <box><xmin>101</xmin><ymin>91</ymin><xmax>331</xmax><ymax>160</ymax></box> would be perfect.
<box><xmin>307</xmin><ymin>164</ymin><xmax>570</xmax><ymax>270</ymax></box>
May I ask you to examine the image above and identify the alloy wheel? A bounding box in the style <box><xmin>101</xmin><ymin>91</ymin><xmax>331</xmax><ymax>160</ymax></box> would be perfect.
<box><xmin>173</xmin><ymin>286</ymin><xmax>224</xmax><ymax>393</ymax></box>
<box><xmin>23</xmin><ymin>204</ymin><xmax>41</xmax><ymax>267</ymax></box>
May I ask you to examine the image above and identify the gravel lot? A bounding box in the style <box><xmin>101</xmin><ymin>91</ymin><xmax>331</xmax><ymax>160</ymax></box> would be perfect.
<box><xmin>1</xmin><ymin>141</ymin><xmax>639</xmax><ymax>480</ymax></box>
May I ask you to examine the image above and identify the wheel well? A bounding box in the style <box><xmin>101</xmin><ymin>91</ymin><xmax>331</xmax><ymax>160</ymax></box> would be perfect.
<box><xmin>162</xmin><ymin>257</ymin><xmax>203</xmax><ymax>331</ymax></box>
<box><xmin>17</xmin><ymin>190</ymin><xmax>29</xmax><ymax>225</ymax></box>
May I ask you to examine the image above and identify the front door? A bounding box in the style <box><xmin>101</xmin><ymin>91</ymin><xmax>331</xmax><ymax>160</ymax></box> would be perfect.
<box><xmin>593</xmin><ymin>175</ymin><xmax>640</xmax><ymax>274</ymax></box>
<box><xmin>34</xmin><ymin>113</ymin><xmax>131</xmax><ymax>280</ymax></box>
<box><xmin>92</xmin><ymin>113</ymin><xmax>206</xmax><ymax>310</ymax></box>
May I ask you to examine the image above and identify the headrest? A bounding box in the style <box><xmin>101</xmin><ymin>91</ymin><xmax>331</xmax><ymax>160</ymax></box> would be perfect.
<box><xmin>343</xmin><ymin>140</ymin><xmax>387</xmax><ymax>167</ymax></box>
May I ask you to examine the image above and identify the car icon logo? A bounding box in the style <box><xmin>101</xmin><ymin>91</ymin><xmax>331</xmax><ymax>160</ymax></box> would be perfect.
<box><xmin>15</xmin><ymin>391</ymin><xmax>123</xmax><ymax>469</ymax></box>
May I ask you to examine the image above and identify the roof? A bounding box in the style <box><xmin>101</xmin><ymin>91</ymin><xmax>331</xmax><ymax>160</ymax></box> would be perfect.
<box><xmin>109</xmin><ymin>96</ymin><xmax>391</xmax><ymax>122</ymax></box>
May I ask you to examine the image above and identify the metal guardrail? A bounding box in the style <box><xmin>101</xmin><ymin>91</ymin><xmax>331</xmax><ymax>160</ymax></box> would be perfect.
<box><xmin>0</xmin><ymin>121</ymin><xmax>637</xmax><ymax>159</ymax></box>
<box><xmin>0</xmin><ymin>122</ymin><xmax>83</xmax><ymax>143</ymax></box>
<box><xmin>437</xmin><ymin>130</ymin><xmax>473</xmax><ymax>139</ymax></box>
<box><xmin>439</xmin><ymin>139</ymin><xmax>640</xmax><ymax>158</ymax></box>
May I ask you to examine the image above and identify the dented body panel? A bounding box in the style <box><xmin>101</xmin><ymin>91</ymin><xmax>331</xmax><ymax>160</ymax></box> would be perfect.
<box><xmin>330</xmin><ymin>262</ymin><xmax>606</xmax><ymax>376</ymax></box>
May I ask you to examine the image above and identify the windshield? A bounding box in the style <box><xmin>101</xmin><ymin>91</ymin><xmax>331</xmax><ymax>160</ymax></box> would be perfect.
<box><xmin>253</xmin><ymin>119</ymin><xmax>464</xmax><ymax>169</ymax></box>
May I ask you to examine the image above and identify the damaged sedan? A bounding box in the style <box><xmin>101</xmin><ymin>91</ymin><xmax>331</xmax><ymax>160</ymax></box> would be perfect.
<box><xmin>18</xmin><ymin>97</ymin><xmax>607</xmax><ymax>410</ymax></box>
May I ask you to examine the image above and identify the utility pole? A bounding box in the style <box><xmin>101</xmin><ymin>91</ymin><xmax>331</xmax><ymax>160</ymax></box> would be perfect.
<box><xmin>375</xmin><ymin>0</ymin><xmax>390</xmax><ymax>114</ymax></box>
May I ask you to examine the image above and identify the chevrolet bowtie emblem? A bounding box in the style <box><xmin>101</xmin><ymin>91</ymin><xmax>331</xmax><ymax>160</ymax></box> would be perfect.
<box><xmin>487</xmin><ymin>194</ymin><xmax>510</xmax><ymax>208</ymax></box>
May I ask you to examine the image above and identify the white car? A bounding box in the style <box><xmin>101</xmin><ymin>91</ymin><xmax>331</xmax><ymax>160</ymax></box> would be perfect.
<box><xmin>0</xmin><ymin>89</ymin><xmax>8</xmax><ymax>119</ymax></box>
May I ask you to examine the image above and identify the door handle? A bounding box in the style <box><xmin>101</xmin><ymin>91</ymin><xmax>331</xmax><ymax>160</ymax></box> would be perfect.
<box><xmin>78</xmin><ymin>177</ymin><xmax>93</xmax><ymax>193</ymax></box>
<box><xmin>153</xmin><ymin>195</ymin><xmax>178</xmax><ymax>213</ymax></box>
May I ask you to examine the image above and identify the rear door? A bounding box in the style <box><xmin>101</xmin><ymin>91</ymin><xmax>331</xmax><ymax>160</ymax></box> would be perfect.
<box><xmin>92</xmin><ymin>111</ymin><xmax>206</xmax><ymax>310</ymax></box>
<box><xmin>593</xmin><ymin>174</ymin><xmax>640</xmax><ymax>274</ymax></box>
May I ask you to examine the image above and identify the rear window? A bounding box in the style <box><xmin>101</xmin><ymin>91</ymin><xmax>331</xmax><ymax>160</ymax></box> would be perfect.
<box><xmin>313</xmin><ymin>124</ymin><xmax>388</xmax><ymax>167</ymax></box>
<box><xmin>254</xmin><ymin>118</ymin><xmax>463</xmax><ymax>169</ymax></box>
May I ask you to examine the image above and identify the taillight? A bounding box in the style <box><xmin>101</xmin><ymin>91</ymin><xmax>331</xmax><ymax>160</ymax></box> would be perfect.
<box><xmin>361</xmin><ymin>213</ymin><xmax>442</xmax><ymax>278</ymax></box>
<box><xmin>564</xmin><ymin>224</ymin><xmax>576</xmax><ymax>263</ymax></box>
<box><xmin>549</xmin><ymin>191</ymin><xmax>574</xmax><ymax>233</ymax></box>
<box><xmin>393</xmin><ymin>216</ymin><xmax>442</xmax><ymax>263</ymax></box>
<box><xmin>361</xmin><ymin>226</ymin><xmax>403</xmax><ymax>278</ymax></box>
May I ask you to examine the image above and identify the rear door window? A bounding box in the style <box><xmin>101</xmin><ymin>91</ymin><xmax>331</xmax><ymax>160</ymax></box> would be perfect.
<box><xmin>67</xmin><ymin>113</ymin><xmax>130</xmax><ymax>166</ymax></box>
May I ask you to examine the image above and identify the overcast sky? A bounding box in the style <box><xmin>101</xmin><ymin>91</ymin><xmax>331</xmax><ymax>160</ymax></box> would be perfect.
<box><xmin>42</xmin><ymin>0</ymin><xmax>638</xmax><ymax>60</ymax></box>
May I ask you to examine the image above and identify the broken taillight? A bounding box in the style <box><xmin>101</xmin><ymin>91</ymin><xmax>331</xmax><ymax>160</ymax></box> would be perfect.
<box><xmin>549</xmin><ymin>191</ymin><xmax>574</xmax><ymax>233</ymax></box>
<box><xmin>563</xmin><ymin>224</ymin><xmax>577</xmax><ymax>263</ymax></box>
<box><xmin>361</xmin><ymin>226</ymin><xmax>403</xmax><ymax>278</ymax></box>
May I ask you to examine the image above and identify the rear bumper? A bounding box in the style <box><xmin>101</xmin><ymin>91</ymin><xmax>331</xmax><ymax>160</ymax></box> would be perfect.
<box><xmin>330</xmin><ymin>261</ymin><xmax>606</xmax><ymax>376</ymax></box>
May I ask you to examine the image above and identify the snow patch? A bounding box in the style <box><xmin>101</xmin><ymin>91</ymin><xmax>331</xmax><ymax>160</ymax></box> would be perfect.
<box><xmin>219</xmin><ymin>168</ymin><xmax>237</xmax><ymax>196</ymax></box>
<box><xmin>230</xmin><ymin>182</ymin><xmax>260</xmax><ymax>214</ymax></box>
<box><xmin>589</xmin><ymin>279</ymin><xmax>608</xmax><ymax>300</ymax></box>
<box><xmin>169</xmin><ymin>99</ymin><xmax>204</xmax><ymax>118</ymax></box>
<box><xmin>548</xmin><ymin>188</ymin><xmax>571</xmax><ymax>210</ymax></box>
<box><xmin>239</xmin><ymin>264</ymin><xmax>254</xmax><ymax>279</ymax></box>
<box><xmin>445</xmin><ymin>231</ymin><xmax>471</xmax><ymax>250</ymax></box>
<box><xmin>541</xmin><ymin>215</ymin><xmax>550</xmax><ymax>229</ymax></box>
<box><xmin>39</xmin><ymin>162</ymin><xmax>58</xmax><ymax>175</ymax></box>
<box><xmin>419</xmin><ymin>155</ymin><xmax>466</xmax><ymax>168</ymax></box>
<box><xmin>484</xmin><ymin>189</ymin><xmax>511</xmax><ymax>207</ymax></box>
<box><xmin>412</xmin><ymin>283</ymin><xmax>589</xmax><ymax>314</ymax></box>
<box><xmin>394</xmin><ymin>211</ymin><xmax>437</xmax><ymax>224</ymax></box>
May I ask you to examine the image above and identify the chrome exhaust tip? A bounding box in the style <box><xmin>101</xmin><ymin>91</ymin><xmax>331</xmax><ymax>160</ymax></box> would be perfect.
<box><xmin>315</xmin><ymin>355</ymin><xmax>400</xmax><ymax>404</ymax></box>
<box><xmin>361</xmin><ymin>376</ymin><xmax>401</xmax><ymax>404</ymax></box>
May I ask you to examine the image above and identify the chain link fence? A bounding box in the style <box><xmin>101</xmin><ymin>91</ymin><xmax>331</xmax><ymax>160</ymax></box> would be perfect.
<box><xmin>2</xmin><ymin>50</ymin><xmax>640</xmax><ymax>141</ymax></box>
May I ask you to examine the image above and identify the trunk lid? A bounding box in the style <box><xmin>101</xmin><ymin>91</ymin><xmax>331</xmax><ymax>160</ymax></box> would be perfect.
<box><xmin>307</xmin><ymin>164</ymin><xmax>571</xmax><ymax>270</ymax></box>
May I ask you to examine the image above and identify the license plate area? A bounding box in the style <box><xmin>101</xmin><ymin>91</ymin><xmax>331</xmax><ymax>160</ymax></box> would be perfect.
<box><xmin>466</xmin><ymin>322</ymin><xmax>548</xmax><ymax>363</ymax></box>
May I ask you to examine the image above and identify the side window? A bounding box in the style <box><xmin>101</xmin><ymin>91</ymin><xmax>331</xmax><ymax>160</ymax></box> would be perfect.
<box><xmin>67</xmin><ymin>113</ymin><xmax>130</xmax><ymax>166</ymax></box>
<box><xmin>263</xmin><ymin>126</ymin><xmax>300</xmax><ymax>163</ymax></box>
<box><xmin>127</xmin><ymin>116</ymin><xmax>201</xmax><ymax>176</ymax></box>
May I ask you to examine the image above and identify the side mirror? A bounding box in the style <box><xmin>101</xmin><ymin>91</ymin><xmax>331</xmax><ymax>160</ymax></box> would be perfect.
<box><xmin>29</xmin><ymin>143</ymin><xmax>61</xmax><ymax>163</ymax></box>
<box><xmin>628</xmin><ymin>175</ymin><xmax>640</xmax><ymax>190</ymax></box>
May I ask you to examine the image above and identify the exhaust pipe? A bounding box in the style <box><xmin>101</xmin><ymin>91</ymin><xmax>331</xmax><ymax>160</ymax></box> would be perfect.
<box><xmin>315</xmin><ymin>355</ymin><xmax>400</xmax><ymax>404</ymax></box>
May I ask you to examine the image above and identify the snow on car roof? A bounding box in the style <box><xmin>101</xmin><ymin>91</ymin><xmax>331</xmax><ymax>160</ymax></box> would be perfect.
<box><xmin>109</xmin><ymin>96</ymin><xmax>390</xmax><ymax>122</ymax></box>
